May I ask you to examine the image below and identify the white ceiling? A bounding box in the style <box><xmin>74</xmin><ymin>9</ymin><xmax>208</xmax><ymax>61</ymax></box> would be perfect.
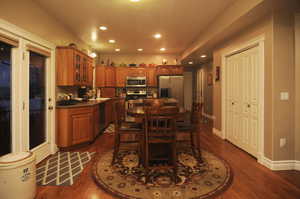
<box><xmin>34</xmin><ymin>0</ymin><xmax>236</xmax><ymax>54</ymax></box>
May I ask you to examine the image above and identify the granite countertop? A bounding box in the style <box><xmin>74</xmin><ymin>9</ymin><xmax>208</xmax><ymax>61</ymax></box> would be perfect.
<box><xmin>56</xmin><ymin>97</ymin><xmax>118</xmax><ymax>109</ymax></box>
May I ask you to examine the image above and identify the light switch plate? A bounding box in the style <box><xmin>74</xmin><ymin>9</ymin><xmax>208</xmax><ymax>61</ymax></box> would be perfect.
<box><xmin>280</xmin><ymin>92</ymin><xmax>289</xmax><ymax>100</ymax></box>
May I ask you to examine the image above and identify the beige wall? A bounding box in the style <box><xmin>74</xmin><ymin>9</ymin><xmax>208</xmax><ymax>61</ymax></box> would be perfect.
<box><xmin>272</xmin><ymin>9</ymin><xmax>295</xmax><ymax>160</ymax></box>
<box><xmin>212</xmin><ymin>6</ymin><xmax>298</xmax><ymax>161</ymax></box>
<box><xmin>0</xmin><ymin>0</ymin><xmax>89</xmax><ymax>50</ymax></box>
<box><xmin>212</xmin><ymin>15</ymin><xmax>274</xmax><ymax>158</ymax></box>
<box><xmin>97</xmin><ymin>54</ymin><xmax>179</xmax><ymax>66</ymax></box>
<box><xmin>295</xmin><ymin>14</ymin><xmax>300</xmax><ymax>161</ymax></box>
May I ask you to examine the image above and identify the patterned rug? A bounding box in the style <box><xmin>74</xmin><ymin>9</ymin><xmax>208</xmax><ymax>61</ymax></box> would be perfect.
<box><xmin>93</xmin><ymin>149</ymin><xmax>233</xmax><ymax>199</ymax></box>
<box><xmin>37</xmin><ymin>151</ymin><xmax>96</xmax><ymax>186</ymax></box>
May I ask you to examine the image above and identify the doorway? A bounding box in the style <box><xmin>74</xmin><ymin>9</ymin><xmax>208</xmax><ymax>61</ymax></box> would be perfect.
<box><xmin>222</xmin><ymin>37</ymin><xmax>265</xmax><ymax>159</ymax></box>
<box><xmin>0</xmin><ymin>21</ymin><xmax>56</xmax><ymax>163</ymax></box>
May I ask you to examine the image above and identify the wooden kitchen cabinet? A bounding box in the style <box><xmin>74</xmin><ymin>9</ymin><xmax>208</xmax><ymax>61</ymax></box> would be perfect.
<box><xmin>95</xmin><ymin>66</ymin><xmax>105</xmax><ymax>87</ymax></box>
<box><xmin>105</xmin><ymin>67</ymin><xmax>116</xmax><ymax>87</ymax></box>
<box><xmin>115</xmin><ymin>67</ymin><xmax>128</xmax><ymax>87</ymax></box>
<box><xmin>56</xmin><ymin>46</ymin><xmax>93</xmax><ymax>86</ymax></box>
<box><xmin>171</xmin><ymin>65</ymin><xmax>184</xmax><ymax>75</ymax></box>
<box><xmin>105</xmin><ymin>99</ymin><xmax>114</xmax><ymax>126</ymax></box>
<box><xmin>87</xmin><ymin>58</ymin><xmax>94</xmax><ymax>86</ymax></box>
<box><xmin>127</xmin><ymin>67</ymin><xmax>146</xmax><ymax>77</ymax></box>
<box><xmin>57</xmin><ymin>107</ymin><xmax>94</xmax><ymax>148</ymax></box>
<box><xmin>156</xmin><ymin>65</ymin><xmax>183</xmax><ymax>76</ymax></box>
<box><xmin>94</xmin><ymin>105</ymin><xmax>100</xmax><ymax>138</ymax></box>
<box><xmin>147</xmin><ymin>67</ymin><xmax>157</xmax><ymax>87</ymax></box>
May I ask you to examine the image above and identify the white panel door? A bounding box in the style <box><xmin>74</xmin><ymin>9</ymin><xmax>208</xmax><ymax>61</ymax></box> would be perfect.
<box><xmin>225</xmin><ymin>46</ymin><xmax>260</xmax><ymax>157</ymax></box>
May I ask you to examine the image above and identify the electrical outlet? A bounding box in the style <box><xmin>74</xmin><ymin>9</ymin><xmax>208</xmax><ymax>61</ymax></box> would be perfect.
<box><xmin>280</xmin><ymin>92</ymin><xmax>289</xmax><ymax>100</ymax></box>
<box><xmin>280</xmin><ymin>138</ymin><xmax>286</xmax><ymax>148</ymax></box>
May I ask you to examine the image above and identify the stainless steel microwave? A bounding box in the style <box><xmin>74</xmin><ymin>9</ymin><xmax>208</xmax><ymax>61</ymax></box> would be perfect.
<box><xmin>126</xmin><ymin>76</ymin><xmax>146</xmax><ymax>87</ymax></box>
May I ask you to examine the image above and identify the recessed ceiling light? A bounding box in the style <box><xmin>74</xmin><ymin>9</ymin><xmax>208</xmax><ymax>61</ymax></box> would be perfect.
<box><xmin>99</xmin><ymin>26</ymin><xmax>107</xmax><ymax>31</ymax></box>
<box><xmin>137</xmin><ymin>48</ymin><xmax>143</xmax><ymax>51</ymax></box>
<box><xmin>115</xmin><ymin>49</ymin><xmax>120</xmax><ymax>52</ymax></box>
<box><xmin>160</xmin><ymin>48</ymin><xmax>166</xmax><ymax>51</ymax></box>
<box><xmin>154</xmin><ymin>33</ymin><xmax>162</xmax><ymax>39</ymax></box>
<box><xmin>108</xmin><ymin>40</ymin><xmax>116</xmax><ymax>43</ymax></box>
<box><xmin>130</xmin><ymin>0</ymin><xmax>140</xmax><ymax>2</ymax></box>
<box><xmin>90</xmin><ymin>52</ymin><xmax>97</xmax><ymax>58</ymax></box>
<box><xmin>201</xmin><ymin>54</ymin><xmax>207</xmax><ymax>58</ymax></box>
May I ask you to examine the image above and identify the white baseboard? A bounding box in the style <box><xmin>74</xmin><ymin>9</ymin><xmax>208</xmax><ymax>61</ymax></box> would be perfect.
<box><xmin>259</xmin><ymin>157</ymin><xmax>300</xmax><ymax>171</ymax></box>
<box><xmin>202</xmin><ymin>112</ymin><xmax>216</xmax><ymax>120</ymax></box>
<box><xmin>294</xmin><ymin>160</ymin><xmax>300</xmax><ymax>170</ymax></box>
<box><xmin>212</xmin><ymin>128</ymin><xmax>225</xmax><ymax>139</ymax></box>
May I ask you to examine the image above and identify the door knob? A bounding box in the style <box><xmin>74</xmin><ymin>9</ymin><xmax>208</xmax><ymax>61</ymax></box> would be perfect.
<box><xmin>232</xmin><ymin>102</ymin><xmax>235</xmax><ymax>105</ymax></box>
<box><xmin>48</xmin><ymin>106</ymin><xmax>54</xmax><ymax>110</ymax></box>
<box><xmin>247</xmin><ymin>104</ymin><xmax>251</xmax><ymax>108</ymax></box>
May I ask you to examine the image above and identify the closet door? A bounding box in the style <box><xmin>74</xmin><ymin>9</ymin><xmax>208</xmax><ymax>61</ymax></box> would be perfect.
<box><xmin>240</xmin><ymin>47</ymin><xmax>260</xmax><ymax>157</ymax></box>
<box><xmin>225</xmin><ymin>46</ymin><xmax>260</xmax><ymax>158</ymax></box>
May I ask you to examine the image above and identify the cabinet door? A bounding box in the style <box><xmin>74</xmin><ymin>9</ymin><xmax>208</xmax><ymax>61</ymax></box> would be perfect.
<box><xmin>128</xmin><ymin>68</ymin><xmax>146</xmax><ymax>77</ymax></box>
<box><xmin>82</xmin><ymin>56</ymin><xmax>88</xmax><ymax>85</ymax></box>
<box><xmin>94</xmin><ymin>106</ymin><xmax>100</xmax><ymax>138</ymax></box>
<box><xmin>147</xmin><ymin>67</ymin><xmax>157</xmax><ymax>87</ymax></box>
<box><xmin>157</xmin><ymin>66</ymin><xmax>171</xmax><ymax>75</ymax></box>
<box><xmin>87</xmin><ymin>58</ymin><xmax>94</xmax><ymax>86</ymax></box>
<box><xmin>105</xmin><ymin>101</ymin><xmax>111</xmax><ymax>126</ymax></box>
<box><xmin>172</xmin><ymin>66</ymin><xmax>183</xmax><ymax>75</ymax></box>
<box><xmin>71</xmin><ymin>112</ymin><xmax>93</xmax><ymax>145</ymax></box>
<box><xmin>74</xmin><ymin>51</ymin><xmax>82</xmax><ymax>85</ymax></box>
<box><xmin>116</xmin><ymin>67</ymin><xmax>128</xmax><ymax>87</ymax></box>
<box><xmin>105</xmin><ymin>67</ymin><xmax>116</xmax><ymax>87</ymax></box>
<box><xmin>56</xmin><ymin>48</ymin><xmax>75</xmax><ymax>86</ymax></box>
<box><xmin>96</xmin><ymin>66</ymin><xmax>105</xmax><ymax>87</ymax></box>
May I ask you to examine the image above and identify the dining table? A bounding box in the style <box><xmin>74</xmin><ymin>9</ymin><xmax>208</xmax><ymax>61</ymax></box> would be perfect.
<box><xmin>126</xmin><ymin>98</ymin><xmax>186</xmax><ymax>118</ymax></box>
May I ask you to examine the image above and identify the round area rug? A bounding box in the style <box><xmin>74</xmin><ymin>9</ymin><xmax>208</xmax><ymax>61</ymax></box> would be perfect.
<box><xmin>93</xmin><ymin>149</ymin><xmax>233</xmax><ymax>199</ymax></box>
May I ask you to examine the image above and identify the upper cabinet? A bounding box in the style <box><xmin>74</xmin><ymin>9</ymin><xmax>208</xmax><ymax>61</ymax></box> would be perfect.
<box><xmin>127</xmin><ymin>67</ymin><xmax>146</xmax><ymax>77</ymax></box>
<box><xmin>95</xmin><ymin>66</ymin><xmax>105</xmax><ymax>87</ymax></box>
<box><xmin>104</xmin><ymin>67</ymin><xmax>116</xmax><ymax>87</ymax></box>
<box><xmin>56</xmin><ymin>46</ymin><xmax>93</xmax><ymax>86</ymax></box>
<box><xmin>95</xmin><ymin>65</ymin><xmax>183</xmax><ymax>88</ymax></box>
<box><xmin>147</xmin><ymin>67</ymin><xmax>157</xmax><ymax>87</ymax></box>
<box><xmin>115</xmin><ymin>67</ymin><xmax>128</xmax><ymax>87</ymax></box>
<box><xmin>95</xmin><ymin>66</ymin><xmax>116</xmax><ymax>87</ymax></box>
<box><xmin>156</xmin><ymin>65</ymin><xmax>183</xmax><ymax>75</ymax></box>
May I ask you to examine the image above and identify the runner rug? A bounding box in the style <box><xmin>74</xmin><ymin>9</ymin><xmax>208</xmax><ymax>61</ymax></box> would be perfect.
<box><xmin>36</xmin><ymin>151</ymin><xmax>96</xmax><ymax>186</ymax></box>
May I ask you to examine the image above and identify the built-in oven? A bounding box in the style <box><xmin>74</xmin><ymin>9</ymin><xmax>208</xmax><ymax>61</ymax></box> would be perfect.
<box><xmin>126</xmin><ymin>88</ymin><xmax>147</xmax><ymax>100</ymax></box>
<box><xmin>126</xmin><ymin>76</ymin><xmax>146</xmax><ymax>87</ymax></box>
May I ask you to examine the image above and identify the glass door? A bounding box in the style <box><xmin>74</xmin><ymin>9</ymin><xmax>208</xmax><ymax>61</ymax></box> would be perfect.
<box><xmin>24</xmin><ymin>42</ymin><xmax>53</xmax><ymax>162</ymax></box>
<box><xmin>0</xmin><ymin>41</ymin><xmax>12</xmax><ymax>156</ymax></box>
<box><xmin>29</xmin><ymin>51</ymin><xmax>47</xmax><ymax>149</ymax></box>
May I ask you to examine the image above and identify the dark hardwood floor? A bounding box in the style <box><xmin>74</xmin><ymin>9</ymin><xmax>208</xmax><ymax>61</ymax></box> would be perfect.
<box><xmin>36</xmin><ymin>119</ymin><xmax>300</xmax><ymax>199</ymax></box>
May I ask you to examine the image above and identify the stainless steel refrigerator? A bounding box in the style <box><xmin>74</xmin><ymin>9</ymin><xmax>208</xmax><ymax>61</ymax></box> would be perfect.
<box><xmin>158</xmin><ymin>75</ymin><xmax>184</xmax><ymax>107</ymax></box>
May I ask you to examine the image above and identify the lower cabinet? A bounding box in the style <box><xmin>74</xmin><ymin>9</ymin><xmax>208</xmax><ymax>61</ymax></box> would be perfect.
<box><xmin>56</xmin><ymin>100</ymin><xmax>115</xmax><ymax>148</ymax></box>
<box><xmin>105</xmin><ymin>99</ymin><xmax>114</xmax><ymax>126</ymax></box>
<box><xmin>57</xmin><ymin>107</ymin><xmax>94</xmax><ymax>148</ymax></box>
<box><xmin>94</xmin><ymin>105</ymin><xmax>100</xmax><ymax>138</ymax></box>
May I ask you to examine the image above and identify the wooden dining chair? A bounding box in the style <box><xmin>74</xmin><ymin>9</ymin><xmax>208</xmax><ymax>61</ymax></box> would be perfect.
<box><xmin>144</xmin><ymin>106</ymin><xmax>179</xmax><ymax>183</ymax></box>
<box><xmin>111</xmin><ymin>101</ymin><xmax>145</xmax><ymax>165</ymax></box>
<box><xmin>126</xmin><ymin>99</ymin><xmax>145</xmax><ymax>123</ymax></box>
<box><xmin>176</xmin><ymin>109</ymin><xmax>202</xmax><ymax>161</ymax></box>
